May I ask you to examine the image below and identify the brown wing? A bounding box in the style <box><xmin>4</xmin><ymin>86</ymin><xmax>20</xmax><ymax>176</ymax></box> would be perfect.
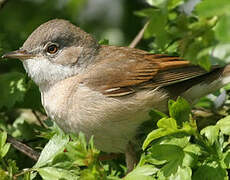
<box><xmin>82</xmin><ymin>46</ymin><xmax>209</xmax><ymax>97</ymax></box>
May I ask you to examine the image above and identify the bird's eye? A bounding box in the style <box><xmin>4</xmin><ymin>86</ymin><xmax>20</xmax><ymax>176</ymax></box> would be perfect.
<box><xmin>46</xmin><ymin>44</ymin><xmax>58</xmax><ymax>54</ymax></box>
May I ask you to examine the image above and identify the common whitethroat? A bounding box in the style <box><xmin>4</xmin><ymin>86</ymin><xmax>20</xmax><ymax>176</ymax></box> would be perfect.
<box><xmin>2</xmin><ymin>19</ymin><xmax>230</xmax><ymax>170</ymax></box>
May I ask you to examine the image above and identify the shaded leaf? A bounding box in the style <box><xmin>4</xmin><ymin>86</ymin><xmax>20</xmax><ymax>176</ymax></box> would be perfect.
<box><xmin>0</xmin><ymin>72</ymin><xmax>26</xmax><ymax>109</ymax></box>
<box><xmin>192</xmin><ymin>163</ymin><xmax>227</xmax><ymax>180</ymax></box>
<box><xmin>168</xmin><ymin>97</ymin><xmax>191</xmax><ymax>126</ymax></box>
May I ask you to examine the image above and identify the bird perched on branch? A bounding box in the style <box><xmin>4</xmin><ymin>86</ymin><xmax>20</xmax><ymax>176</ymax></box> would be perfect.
<box><xmin>2</xmin><ymin>19</ymin><xmax>230</xmax><ymax>171</ymax></box>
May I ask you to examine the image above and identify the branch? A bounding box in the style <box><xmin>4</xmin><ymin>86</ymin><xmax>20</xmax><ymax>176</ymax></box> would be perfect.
<box><xmin>7</xmin><ymin>135</ymin><xmax>40</xmax><ymax>161</ymax></box>
<box><xmin>0</xmin><ymin>129</ymin><xmax>40</xmax><ymax>161</ymax></box>
<box><xmin>32</xmin><ymin>110</ymin><xmax>47</xmax><ymax>128</ymax></box>
<box><xmin>129</xmin><ymin>21</ymin><xmax>149</xmax><ymax>48</ymax></box>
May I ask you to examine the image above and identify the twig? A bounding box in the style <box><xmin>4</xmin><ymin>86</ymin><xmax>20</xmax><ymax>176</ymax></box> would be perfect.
<box><xmin>0</xmin><ymin>0</ymin><xmax>9</xmax><ymax>9</ymax></box>
<box><xmin>0</xmin><ymin>129</ymin><xmax>40</xmax><ymax>161</ymax></box>
<box><xmin>32</xmin><ymin>110</ymin><xmax>47</xmax><ymax>128</ymax></box>
<box><xmin>129</xmin><ymin>21</ymin><xmax>149</xmax><ymax>48</ymax></box>
<box><xmin>14</xmin><ymin>168</ymin><xmax>33</xmax><ymax>178</ymax></box>
<box><xmin>7</xmin><ymin>135</ymin><xmax>40</xmax><ymax>161</ymax></box>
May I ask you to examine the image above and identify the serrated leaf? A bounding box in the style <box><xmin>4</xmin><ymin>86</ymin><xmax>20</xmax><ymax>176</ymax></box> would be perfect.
<box><xmin>168</xmin><ymin>166</ymin><xmax>192</xmax><ymax>180</ymax></box>
<box><xmin>200</xmin><ymin>126</ymin><xmax>219</xmax><ymax>145</ymax></box>
<box><xmin>38</xmin><ymin>167</ymin><xmax>78</xmax><ymax>180</ymax></box>
<box><xmin>183</xmin><ymin>144</ymin><xmax>201</xmax><ymax>167</ymax></box>
<box><xmin>217</xmin><ymin>115</ymin><xmax>230</xmax><ymax>135</ymax></box>
<box><xmin>143</xmin><ymin>117</ymin><xmax>180</xmax><ymax>149</ymax></box>
<box><xmin>143</xmin><ymin>128</ymin><xmax>174</xmax><ymax>150</ymax></box>
<box><xmin>193</xmin><ymin>163</ymin><xmax>227</xmax><ymax>180</ymax></box>
<box><xmin>34</xmin><ymin>133</ymin><xmax>69</xmax><ymax>168</ymax></box>
<box><xmin>148</xmin><ymin>144</ymin><xmax>185</xmax><ymax>177</ymax></box>
<box><xmin>125</xmin><ymin>165</ymin><xmax>157</xmax><ymax>180</ymax></box>
<box><xmin>160</xmin><ymin>135</ymin><xmax>190</xmax><ymax>148</ymax></box>
<box><xmin>168</xmin><ymin>97</ymin><xmax>191</xmax><ymax>126</ymax></box>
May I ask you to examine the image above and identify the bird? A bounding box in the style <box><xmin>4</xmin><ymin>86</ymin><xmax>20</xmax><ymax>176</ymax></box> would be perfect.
<box><xmin>2</xmin><ymin>19</ymin><xmax>230</xmax><ymax>171</ymax></box>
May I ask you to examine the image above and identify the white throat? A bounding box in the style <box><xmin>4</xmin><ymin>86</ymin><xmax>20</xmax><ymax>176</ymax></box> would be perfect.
<box><xmin>23</xmin><ymin>57</ymin><xmax>80</xmax><ymax>89</ymax></box>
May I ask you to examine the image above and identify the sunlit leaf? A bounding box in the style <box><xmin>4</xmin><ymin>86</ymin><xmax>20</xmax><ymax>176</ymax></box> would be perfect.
<box><xmin>38</xmin><ymin>167</ymin><xmax>78</xmax><ymax>180</ymax></box>
<box><xmin>34</xmin><ymin>133</ymin><xmax>69</xmax><ymax>168</ymax></box>
<box><xmin>125</xmin><ymin>165</ymin><xmax>157</xmax><ymax>180</ymax></box>
<box><xmin>201</xmin><ymin>126</ymin><xmax>219</xmax><ymax>145</ymax></box>
<box><xmin>195</xmin><ymin>0</ymin><xmax>230</xmax><ymax>17</ymax></box>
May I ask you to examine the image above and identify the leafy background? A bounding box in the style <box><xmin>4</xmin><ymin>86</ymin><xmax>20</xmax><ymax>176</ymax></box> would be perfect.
<box><xmin>1</xmin><ymin>0</ymin><xmax>230</xmax><ymax>179</ymax></box>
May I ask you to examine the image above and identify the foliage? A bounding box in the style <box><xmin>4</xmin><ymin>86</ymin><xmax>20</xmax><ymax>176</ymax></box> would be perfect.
<box><xmin>1</xmin><ymin>0</ymin><xmax>230</xmax><ymax>179</ymax></box>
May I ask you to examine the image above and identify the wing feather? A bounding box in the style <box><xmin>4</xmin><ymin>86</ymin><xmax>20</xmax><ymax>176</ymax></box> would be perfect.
<box><xmin>82</xmin><ymin>46</ymin><xmax>212</xmax><ymax>97</ymax></box>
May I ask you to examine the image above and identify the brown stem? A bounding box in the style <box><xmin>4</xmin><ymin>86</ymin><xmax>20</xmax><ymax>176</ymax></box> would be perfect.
<box><xmin>129</xmin><ymin>21</ymin><xmax>149</xmax><ymax>48</ymax></box>
<box><xmin>0</xmin><ymin>129</ymin><xmax>40</xmax><ymax>161</ymax></box>
<box><xmin>32</xmin><ymin>110</ymin><xmax>47</xmax><ymax>128</ymax></box>
<box><xmin>7</xmin><ymin>135</ymin><xmax>40</xmax><ymax>161</ymax></box>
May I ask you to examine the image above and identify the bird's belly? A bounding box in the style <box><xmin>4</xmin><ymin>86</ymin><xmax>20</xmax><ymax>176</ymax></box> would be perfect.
<box><xmin>42</xmin><ymin>83</ymin><xmax>168</xmax><ymax>153</ymax></box>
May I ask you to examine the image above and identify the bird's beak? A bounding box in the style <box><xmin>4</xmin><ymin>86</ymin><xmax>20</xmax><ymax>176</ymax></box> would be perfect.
<box><xmin>1</xmin><ymin>49</ymin><xmax>35</xmax><ymax>60</ymax></box>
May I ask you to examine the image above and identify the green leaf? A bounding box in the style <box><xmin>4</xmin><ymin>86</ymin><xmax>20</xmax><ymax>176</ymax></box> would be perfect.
<box><xmin>200</xmin><ymin>126</ymin><xmax>219</xmax><ymax>145</ymax></box>
<box><xmin>0</xmin><ymin>72</ymin><xmax>27</xmax><ymax>109</ymax></box>
<box><xmin>148</xmin><ymin>144</ymin><xmax>185</xmax><ymax>177</ymax></box>
<box><xmin>134</xmin><ymin>8</ymin><xmax>157</xmax><ymax>17</ymax></box>
<box><xmin>168</xmin><ymin>166</ymin><xmax>192</xmax><ymax>180</ymax></box>
<box><xmin>168</xmin><ymin>0</ymin><xmax>185</xmax><ymax>10</ymax></box>
<box><xmin>217</xmin><ymin>115</ymin><xmax>230</xmax><ymax>135</ymax></box>
<box><xmin>125</xmin><ymin>165</ymin><xmax>157</xmax><ymax>180</ymax></box>
<box><xmin>183</xmin><ymin>144</ymin><xmax>201</xmax><ymax>167</ymax></box>
<box><xmin>34</xmin><ymin>133</ymin><xmax>69</xmax><ymax>168</ymax></box>
<box><xmin>143</xmin><ymin>128</ymin><xmax>173</xmax><ymax>150</ymax></box>
<box><xmin>0</xmin><ymin>169</ymin><xmax>9</xmax><ymax>180</ymax></box>
<box><xmin>98</xmin><ymin>39</ymin><xmax>109</xmax><ymax>45</ymax></box>
<box><xmin>142</xmin><ymin>117</ymin><xmax>179</xmax><ymax>150</ymax></box>
<box><xmin>157</xmin><ymin>117</ymin><xmax>177</xmax><ymax>129</ymax></box>
<box><xmin>149</xmin><ymin>109</ymin><xmax>167</xmax><ymax>121</ymax></box>
<box><xmin>195</xmin><ymin>0</ymin><xmax>230</xmax><ymax>17</ymax></box>
<box><xmin>223</xmin><ymin>150</ymin><xmax>230</xmax><ymax>168</ymax></box>
<box><xmin>0</xmin><ymin>131</ymin><xmax>10</xmax><ymax>159</ymax></box>
<box><xmin>168</xmin><ymin>97</ymin><xmax>191</xmax><ymax>126</ymax></box>
<box><xmin>215</xmin><ymin>15</ymin><xmax>230</xmax><ymax>43</ymax></box>
<box><xmin>145</xmin><ymin>10</ymin><xmax>167</xmax><ymax>39</ymax></box>
<box><xmin>38</xmin><ymin>167</ymin><xmax>78</xmax><ymax>180</ymax></box>
<box><xmin>146</xmin><ymin>0</ymin><xmax>168</xmax><ymax>8</ymax></box>
<box><xmin>193</xmin><ymin>162</ymin><xmax>227</xmax><ymax>180</ymax></box>
<box><xmin>159</xmin><ymin>134</ymin><xmax>190</xmax><ymax>148</ymax></box>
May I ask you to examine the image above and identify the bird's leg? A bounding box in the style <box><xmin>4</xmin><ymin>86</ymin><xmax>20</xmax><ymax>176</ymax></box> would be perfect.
<box><xmin>125</xmin><ymin>142</ymin><xmax>138</xmax><ymax>173</ymax></box>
